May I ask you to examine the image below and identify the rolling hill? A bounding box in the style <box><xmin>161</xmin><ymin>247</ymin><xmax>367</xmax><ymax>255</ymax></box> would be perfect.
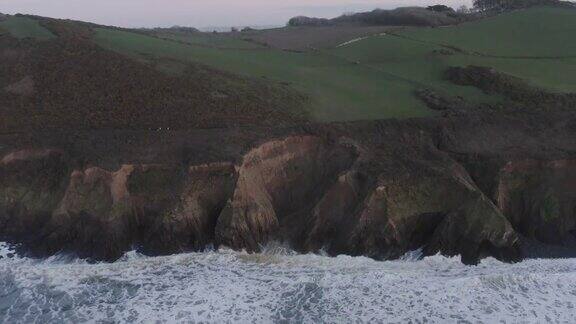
<box><xmin>91</xmin><ymin>6</ymin><xmax>576</xmax><ymax>121</ymax></box>
<box><xmin>0</xmin><ymin>15</ymin><xmax>309</xmax><ymax>131</ymax></box>
<box><xmin>1</xmin><ymin>5</ymin><xmax>576</xmax><ymax>130</ymax></box>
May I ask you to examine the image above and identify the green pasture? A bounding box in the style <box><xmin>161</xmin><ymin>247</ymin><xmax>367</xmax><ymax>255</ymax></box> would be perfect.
<box><xmin>397</xmin><ymin>7</ymin><xmax>576</xmax><ymax>58</ymax></box>
<box><xmin>91</xmin><ymin>6</ymin><xmax>576</xmax><ymax>121</ymax></box>
<box><xmin>93</xmin><ymin>28</ymin><xmax>435</xmax><ymax>121</ymax></box>
<box><xmin>0</xmin><ymin>16</ymin><xmax>54</xmax><ymax>40</ymax></box>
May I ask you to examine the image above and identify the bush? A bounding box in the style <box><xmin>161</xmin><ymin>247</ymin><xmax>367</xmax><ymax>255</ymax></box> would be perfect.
<box><xmin>473</xmin><ymin>0</ymin><xmax>575</xmax><ymax>12</ymax></box>
<box><xmin>287</xmin><ymin>16</ymin><xmax>332</xmax><ymax>27</ymax></box>
<box><xmin>427</xmin><ymin>5</ymin><xmax>455</xmax><ymax>13</ymax></box>
<box><xmin>288</xmin><ymin>7</ymin><xmax>466</xmax><ymax>27</ymax></box>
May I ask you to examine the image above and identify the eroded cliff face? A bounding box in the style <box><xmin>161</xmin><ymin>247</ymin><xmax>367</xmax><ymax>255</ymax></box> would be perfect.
<box><xmin>215</xmin><ymin>136</ymin><xmax>357</xmax><ymax>252</ymax></box>
<box><xmin>494</xmin><ymin>159</ymin><xmax>576</xmax><ymax>245</ymax></box>
<box><xmin>0</xmin><ymin>129</ymin><xmax>574</xmax><ymax>264</ymax></box>
<box><xmin>0</xmin><ymin>149</ymin><xmax>70</xmax><ymax>239</ymax></box>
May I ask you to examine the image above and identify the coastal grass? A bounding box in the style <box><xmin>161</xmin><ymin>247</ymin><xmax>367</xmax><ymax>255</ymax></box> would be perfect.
<box><xmin>397</xmin><ymin>7</ymin><xmax>576</xmax><ymax>58</ymax></box>
<box><xmin>328</xmin><ymin>7</ymin><xmax>576</xmax><ymax>94</ymax></box>
<box><xmin>327</xmin><ymin>34</ymin><xmax>502</xmax><ymax>106</ymax></box>
<box><xmin>91</xmin><ymin>6</ymin><xmax>576</xmax><ymax>122</ymax></box>
<box><xmin>93</xmin><ymin>28</ymin><xmax>435</xmax><ymax>122</ymax></box>
<box><xmin>0</xmin><ymin>16</ymin><xmax>55</xmax><ymax>40</ymax></box>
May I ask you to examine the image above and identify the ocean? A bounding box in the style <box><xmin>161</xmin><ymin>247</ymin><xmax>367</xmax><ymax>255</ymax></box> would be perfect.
<box><xmin>1</xmin><ymin>242</ymin><xmax>575</xmax><ymax>323</ymax></box>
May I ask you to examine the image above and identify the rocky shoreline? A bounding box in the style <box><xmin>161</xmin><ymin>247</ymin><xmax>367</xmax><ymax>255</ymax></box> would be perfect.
<box><xmin>1</xmin><ymin>110</ymin><xmax>575</xmax><ymax>264</ymax></box>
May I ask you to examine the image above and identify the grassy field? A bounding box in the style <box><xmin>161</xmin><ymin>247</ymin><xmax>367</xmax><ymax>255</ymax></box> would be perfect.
<box><xmin>0</xmin><ymin>16</ymin><xmax>54</xmax><ymax>40</ymax></box>
<box><xmin>327</xmin><ymin>35</ymin><xmax>501</xmax><ymax>105</ymax></box>
<box><xmin>397</xmin><ymin>7</ymin><xmax>576</xmax><ymax>58</ymax></box>
<box><xmin>232</xmin><ymin>26</ymin><xmax>394</xmax><ymax>51</ymax></box>
<box><xmin>94</xmin><ymin>28</ymin><xmax>434</xmax><ymax>121</ymax></box>
<box><xmin>380</xmin><ymin>8</ymin><xmax>576</xmax><ymax>92</ymax></box>
<box><xmin>329</xmin><ymin>42</ymin><xmax>576</xmax><ymax>98</ymax></box>
<box><xmin>3</xmin><ymin>5</ymin><xmax>563</xmax><ymax>123</ymax></box>
<box><xmin>153</xmin><ymin>31</ymin><xmax>263</xmax><ymax>49</ymax></box>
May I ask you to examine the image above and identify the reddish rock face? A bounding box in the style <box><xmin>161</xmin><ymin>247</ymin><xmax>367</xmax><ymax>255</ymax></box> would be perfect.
<box><xmin>0</xmin><ymin>133</ymin><xmax>571</xmax><ymax>265</ymax></box>
<box><xmin>345</xmin><ymin>161</ymin><xmax>520</xmax><ymax>263</ymax></box>
<box><xmin>215</xmin><ymin>136</ymin><xmax>357</xmax><ymax>251</ymax></box>
<box><xmin>40</xmin><ymin>165</ymin><xmax>134</xmax><ymax>260</ymax></box>
<box><xmin>495</xmin><ymin>159</ymin><xmax>576</xmax><ymax>245</ymax></box>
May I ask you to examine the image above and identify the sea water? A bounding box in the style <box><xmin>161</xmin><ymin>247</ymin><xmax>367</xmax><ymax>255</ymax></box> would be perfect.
<box><xmin>1</xmin><ymin>241</ymin><xmax>576</xmax><ymax>323</ymax></box>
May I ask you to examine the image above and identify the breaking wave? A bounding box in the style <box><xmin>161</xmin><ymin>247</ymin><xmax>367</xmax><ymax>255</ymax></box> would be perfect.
<box><xmin>1</xmin><ymin>241</ymin><xmax>576</xmax><ymax>323</ymax></box>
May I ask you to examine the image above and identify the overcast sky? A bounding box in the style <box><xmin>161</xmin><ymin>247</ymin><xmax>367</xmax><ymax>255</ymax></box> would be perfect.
<box><xmin>0</xmin><ymin>0</ymin><xmax>473</xmax><ymax>28</ymax></box>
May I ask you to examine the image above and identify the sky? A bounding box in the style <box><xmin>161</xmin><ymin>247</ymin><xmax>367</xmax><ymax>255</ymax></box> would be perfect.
<box><xmin>0</xmin><ymin>0</ymin><xmax>473</xmax><ymax>29</ymax></box>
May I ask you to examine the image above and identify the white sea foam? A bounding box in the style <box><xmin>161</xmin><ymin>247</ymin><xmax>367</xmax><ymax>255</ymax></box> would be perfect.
<box><xmin>2</xmin><ymin>241</ymin><xmax>576</xmax><ymax>323</ymax></box>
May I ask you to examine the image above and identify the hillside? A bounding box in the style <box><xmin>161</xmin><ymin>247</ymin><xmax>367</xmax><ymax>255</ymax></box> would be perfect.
<box><xmin>288</xmin><ymin>7</ymin><xmax>468</xmax><ymax>27</ymax></box>
<box><xmin>0</xmin><ymin>15</ymin><xmax>309</xmax><ymax>131</ymax></box>
<box><xmin>327</xmin><ymin>6</ymin><xmax>576</xmax><ymax>102</ymax></box>
<box><xmin>1</xmin><ymin>6</ymin><xmax>576</xmax><ymax>267</ymax></box>
<box><xmin>92</xmin><ymin>6</ymin><xmax>576</xmax><ymax>121</ymax></box>
<box><xmin>1</xmin><ymin>6</ymin><xmax>576</xmax><ymax>129</ymax></box>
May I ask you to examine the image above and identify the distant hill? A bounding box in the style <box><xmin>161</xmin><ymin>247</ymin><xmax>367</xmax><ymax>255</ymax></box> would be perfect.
<box><xmin>473</xmin><ymin>0</ymin><xmax>575</xmax><ymax>12</ymax></box>
<box><xmin>141</xmin><ymin>26</ymin><xmax>201</xmax><ymax>34</ymax></box>
<box><xmin>288</xmin><ymin>7</ymin><xmax>469</xmax><ymax>27</ymax></box>
<box><xmin>287</xmin><ymin>1</ymin><xmax>576</xmax><ymax>28</ymax></box>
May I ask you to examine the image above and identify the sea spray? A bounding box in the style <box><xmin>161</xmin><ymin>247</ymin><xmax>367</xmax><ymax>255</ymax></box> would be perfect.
<box><xmin>2</xmin><ymin>242</ymin><xmax>576</xmax><ymax>322</ymax></box>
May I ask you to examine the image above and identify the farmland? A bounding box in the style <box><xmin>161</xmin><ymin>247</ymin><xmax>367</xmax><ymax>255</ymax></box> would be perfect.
<box><xmin>2</xmin><ymin>6</ymin><xmax>575</xmax><ymax>124</ymax></box>
<box><xmin>90</xmin><ymin>6</ymin><xmax>576</xmax><ymax>122</ymax></box>
<box><xmin>94</xmin><ymin>28</ymin><xmax>433</xmax><ymax>121</ymax></box>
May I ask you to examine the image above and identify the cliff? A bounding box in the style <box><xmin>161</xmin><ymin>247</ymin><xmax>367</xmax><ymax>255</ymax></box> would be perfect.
<box><xmin>1</xmin><ymin>109</ymin><xmax>575</xmax><ymax>264</ymax></box>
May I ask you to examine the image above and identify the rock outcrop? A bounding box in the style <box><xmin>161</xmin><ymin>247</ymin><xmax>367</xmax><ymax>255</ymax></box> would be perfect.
<box><xmin>0</xmin><ymin>149</ymin><xmax>70</xmax><ymax>240</ymax></box>
<box><xmin>494</xmin><ymin>159</ymin><xmax>576</xmax><ymax>245</ymax></box>
<box><xmin>41</xmin><ymin>165</ymin><xmax>134</xmax><ymax>260</ymax></box>
<box><xmin>0</xmin><ymin>113</ymin><xmax>575</xmax><ymax>264</ymax></box>
<box><xmin>215</xmin><ymin>136</ymin><xmax>357</xmax><ymax>252</ymax></box>
<box><xmin>147</xmin><ymin>162</ymin><xmax>236</xmax><ymax>254</ymax></box>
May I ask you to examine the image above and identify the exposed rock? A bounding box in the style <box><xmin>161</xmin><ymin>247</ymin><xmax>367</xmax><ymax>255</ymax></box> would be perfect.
<box><xmin>0</xmin><ymin>149</ymin><xmax>70</xmax><ymax>240</ymax></box>
<box><xmin>0</xmin><ymin>112</ymin><xmax>574</xmax><ymax>264</ymax></box>
<box><xmin>7</xmin><ymin>161</ymin><xmax>236</xmax><ymax>260</ymax></box>
<box><xmin>426</xmin><ymin>195</ymin><xmax>520</xmax><ymax>264</ymax></box>
<box><xmin>346</xmin><ymin>161</ymin><xmax>519</xmax><ymax>263</ymax></box>
<box><xmin>215</xmin><ymin>135</ymin><xmax>357</xmax><ymax>251</ymax></box>
<box><xmin>38</xmin><ymin>166</ymin><xmax>134</xmax><ymax>260</ymax></box>
<box><xmin>495</xmin><ymin>159</ymin><xmax>576</xmax><ymax>245</ymax></box>
<box><xmin>302</xmin><ymin>170</ymin><xmax>368</xmax><ymax>252</ymax></box>
<box><xmin>145</xmin><ymin>162</ymin><xmax>237</xmax><ymax>254</ymax></box>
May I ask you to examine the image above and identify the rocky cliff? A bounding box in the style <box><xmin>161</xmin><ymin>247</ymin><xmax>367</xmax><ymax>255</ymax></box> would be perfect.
<box><xmin>1</xmin><ymin>110</ymin><xmax>575</xmax><ymax>264</ymax></box>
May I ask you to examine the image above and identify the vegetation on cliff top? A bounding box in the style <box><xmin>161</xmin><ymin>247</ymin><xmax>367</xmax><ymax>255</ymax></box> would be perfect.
<box><xmin>92</xmin><ymin>6</ymin><xmax>576</xmax><ymax>121</ymax></box>
<box><xmin>1</xmin><ymin>5</ymin><xmax>576</xmax><ymax>130</ymax></box>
